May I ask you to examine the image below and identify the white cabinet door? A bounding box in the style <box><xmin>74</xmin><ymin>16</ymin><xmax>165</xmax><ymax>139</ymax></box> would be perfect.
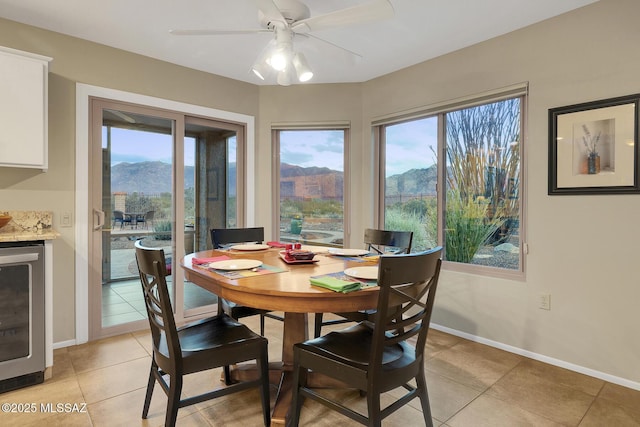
<box><xmin>0</xmin><ymin>47</ymin><xmax>51</xmax><ymax>170</ymax></box>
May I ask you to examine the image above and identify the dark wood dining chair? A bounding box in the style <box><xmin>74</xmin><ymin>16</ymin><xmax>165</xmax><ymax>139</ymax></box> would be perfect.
<box><xmin>313</xmin><ymin>228</ymin><xmax>414</xmax><ymax>337</ymax></box>
<box><xmin>134</xmin><ymin>241</ymin><xmax>271</xmax><ymax>427</ymax></box>
<box><xmin>363</xmin><ymin>228</ymin><xmax>413</xmax><ymax>255</ymax></box>
<box><xmin>210</xmin><ymin>227</ymin><xmax>284</xmax><ymax>336</ymax></box>
<box><xmin>291</xmin><ymin>247</ymin><xmax>442</xmax><ymax>427</ymax></box>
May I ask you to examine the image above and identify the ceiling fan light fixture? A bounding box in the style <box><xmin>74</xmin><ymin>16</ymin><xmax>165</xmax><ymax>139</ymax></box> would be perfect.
<box><xmin>251</xmin><ymin>38</ymin><xmax>277</xmax><ymax>80</ymax></box>
<box><xmin>268</xmin><ymin>45</ymin><xmax>290</xmax><ymax>71</ymax></box>
<box><xmin>172</xmin><ymin>0</ymin><xmax>395</xmax><ymax>85</ymax></box>
<box><xmin>268</xmin><ymin>25</ymin><xmax>294</xmax><ymax>71</ymax></box>
<box><xmin>292</xmin><ymin>52</ymin><xmax>313</xmax><ymax>82</ymax></box>
<box><xmin>277</xmin><ymin>69</ymin><xmax>292</xmax><ymax>86</ymax></box>
<box><xmin>251</xmin><ymin>61</ymin><xmax>269</xmax><ymax>80</ymax></box>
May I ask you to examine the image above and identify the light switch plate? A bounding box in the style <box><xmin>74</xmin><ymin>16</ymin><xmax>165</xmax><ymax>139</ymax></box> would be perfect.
<box><xmin>539</xmin><ymin>294</ymin><xmax>551</xmax><ymax>310</ymax></box>
<box><xmin>61</xmin><ymin>211</ymin><xmax>72</xmax><ymax>227</ymax></box>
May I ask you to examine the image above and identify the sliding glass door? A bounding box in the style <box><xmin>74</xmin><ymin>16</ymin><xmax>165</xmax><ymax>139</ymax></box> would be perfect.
<box><xmin>183</xmin><ymin>117</ymin><xmax>243</xmax><ymax>314</ymax></box>
<box><xmin>89</xmin><ymin>99</ymin><xmax>244</xmax><ymax>339</ymax></box>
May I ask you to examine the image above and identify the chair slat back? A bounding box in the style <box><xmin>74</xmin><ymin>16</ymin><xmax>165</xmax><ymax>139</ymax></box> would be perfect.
<box><xmin>364</xmin><ymin>228</ymin><xmax>413</xmax><ymax>254</ymax></box>
<box><xmin>135</xmin><ymin>241</ymin><xmax>180</xmax><ymax>362</ymax></box>
<box><xmin>370</xmin><ymin>247</ymin><xmax>442</xmax><ymax>366</ymax></box>
<box><xmin>210</xmin><ymin>227</ymin><xmax>265</xmax><ymax>249</ymax></box>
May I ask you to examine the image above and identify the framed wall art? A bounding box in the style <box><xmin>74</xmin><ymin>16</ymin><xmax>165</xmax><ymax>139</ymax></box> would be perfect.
<box><xmin>548</xmin><ymin>94</ymin><xmax>640</xmax><ymax>195</ymax></box>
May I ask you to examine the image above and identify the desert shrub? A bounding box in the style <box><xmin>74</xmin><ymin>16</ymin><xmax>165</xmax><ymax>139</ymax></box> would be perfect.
<box><xmin>385</xmin><ymin>207</ymin><xmax>436</xmax><ymax>252</ymax></box>
<box><xmin>154</xmin><ymin>220</ymin><xmax>172</xmax><ymax>241</ymax></box>
<box><xmin>441</xmin><ymin>189</ymin><xmax>504</xmax><ymax>263</ymax></box>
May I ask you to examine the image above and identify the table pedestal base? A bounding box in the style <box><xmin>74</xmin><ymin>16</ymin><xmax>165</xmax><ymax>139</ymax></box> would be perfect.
<box><xmin>231</xmin><ymin>362</ymin><xmax>348</xmax><ymax>426</ymax></box>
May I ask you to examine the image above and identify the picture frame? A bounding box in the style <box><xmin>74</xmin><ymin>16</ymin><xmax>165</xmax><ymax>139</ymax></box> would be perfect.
<box><xmin>548</xmin><ymin>94</ymin><xmax>640</xmax><ymax>195</ymax></box>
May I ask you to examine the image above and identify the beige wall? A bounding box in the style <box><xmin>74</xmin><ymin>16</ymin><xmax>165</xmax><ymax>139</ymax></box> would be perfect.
<box><xmin>256</xmin><ymin>84</ymin><xmax>364</xmax><ymax>240</ymax></box>
<box><xmin>360</xmin><ymin>0</ymin><xmax>640</xmax><ymax>386</ymax></box>
<box><xmin>0</xmin><ymin>17</ymin><xmax>259</xmax><ymax>344</ymax></box>
<box><xmin>0</xmin><ymin>0</ymin><xmax>638</xmax><ymax>388</ymax></box>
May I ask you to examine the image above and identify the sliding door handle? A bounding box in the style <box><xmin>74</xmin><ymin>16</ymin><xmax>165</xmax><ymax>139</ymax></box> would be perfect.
<box><xmin>93</xmin><ymin>209</ymin><xmax>105</xmax><ymax>231</ymax></box>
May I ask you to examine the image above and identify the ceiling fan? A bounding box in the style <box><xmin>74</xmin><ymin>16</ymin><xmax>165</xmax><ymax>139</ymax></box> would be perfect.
<box><xmin>170</xmin><ymin>0</ymin><xmax>394</xmax><ymax>85</ymax></box>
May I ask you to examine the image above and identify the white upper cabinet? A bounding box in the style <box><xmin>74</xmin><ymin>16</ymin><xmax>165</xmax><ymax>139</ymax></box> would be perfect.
<box><xmin>0</xmin><ymin>46</ymin><xmax>52</xmax><ymax>170</ymax></box>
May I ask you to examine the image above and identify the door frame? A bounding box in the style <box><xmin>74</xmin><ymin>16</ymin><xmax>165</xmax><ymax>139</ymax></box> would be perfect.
<box><xmin>75</xmin><ymin>83</ymin><xmax>256</xmax><ymax>344</ymax></box>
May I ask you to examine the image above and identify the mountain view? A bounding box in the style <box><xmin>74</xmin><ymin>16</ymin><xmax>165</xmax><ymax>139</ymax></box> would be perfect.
<box><xmin>111</xmin><ymin>161</ymin><xmax>437</xmax><ymax>196</ymax></box>
<box><xmin>280</xmin><ymin>163</ymin><xmax>337</xmax><ymax>178</ymax></box>
<box><xmin>111</xmin><ymin>161</ymin><xmax>233</xmax><ymax>194</ymax></box>
<box><xmin>385</xmin><ymin>166</ymin><xmax>437</xmax><ymax>196</ymax></box>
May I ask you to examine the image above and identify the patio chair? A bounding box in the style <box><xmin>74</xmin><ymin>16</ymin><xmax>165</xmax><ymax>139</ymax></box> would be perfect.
<box><xmin>136</xmin><ymin>210</ymin><xmax>155</xmax><ymax>229</ymax></box>
<box><xmin>112</xmin><ymin>210</ymin><xmax>132</xmax><ymax>229</ymax></box>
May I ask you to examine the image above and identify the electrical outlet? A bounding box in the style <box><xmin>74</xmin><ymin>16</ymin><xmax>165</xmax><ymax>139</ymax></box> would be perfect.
<box><xmin>539</xmin><ymin>294</ymin><xmax>551</xmax><ymax>310</ymax></box>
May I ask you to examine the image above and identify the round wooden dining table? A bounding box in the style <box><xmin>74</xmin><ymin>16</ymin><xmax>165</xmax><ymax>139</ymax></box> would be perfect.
<box><xmin>181</xmin><ymin>246</ymin><xmax>379</xmax><ymax>427</ymax></box>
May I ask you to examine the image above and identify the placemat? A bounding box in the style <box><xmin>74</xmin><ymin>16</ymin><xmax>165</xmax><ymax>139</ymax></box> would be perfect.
<box><xmin>192</xmin><ymin>255</ymin><xmax>231</xmax><ymax>265</ymax></box>
<box><xmin>208</xmin><ymin>263</ymin><xmax>287</xmax><ymax>280</ymax></box>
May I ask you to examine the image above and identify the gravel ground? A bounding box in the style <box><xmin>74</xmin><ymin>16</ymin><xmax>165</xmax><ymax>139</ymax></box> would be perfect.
<box><xmin>110</xmin><ymin>227</ymin><xmax>521</xmax><ymax>270</ymax></box>
<box><xmin>471</xmin><ymin>234</ymin><xmax>520</xmax><ymax>270</ymax></box>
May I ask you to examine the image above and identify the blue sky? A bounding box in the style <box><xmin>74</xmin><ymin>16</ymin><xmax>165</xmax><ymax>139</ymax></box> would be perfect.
<box><xmin>280</xmin><ymin>130</ymin><xmax>345</xmax><ymax>170</ymax></box>
<box><xmin>385</xmin><ymin>117</ymin><xmax>437</xmax><ymax>176</ymax></box>
<box><xmin>280</xmin><ymin>122</ymin><xmax>437</xmax><ymax>176</ymax></box>
<box><xmin>106</xmin><ymin>128</ymin><xmax>195</xmax><ymax>166</ymax></box>
<box><xmin>106</xmin><ymin>121</ymin><xmax>438</xmax><ymax>177</ymax></box>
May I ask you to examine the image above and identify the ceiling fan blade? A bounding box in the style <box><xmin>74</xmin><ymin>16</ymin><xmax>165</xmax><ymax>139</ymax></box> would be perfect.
<box><xmin>170</xmin><ymin>29</ymin><xmax>271</xmax><ymax>36</ymax></box>
<box><xmin>291</xmin><ymin>0</ymin><xmax>393</xmax><ymax>34</ymax></box>
<box><xmin>303</xmin><ymin>33</ymin><xmax>363</xmax><ymax>60</ymax></box>
<box><xmin>256</xmin><ymin>0</ymin><xmax>287</xmax><ymax>25</ymax></box>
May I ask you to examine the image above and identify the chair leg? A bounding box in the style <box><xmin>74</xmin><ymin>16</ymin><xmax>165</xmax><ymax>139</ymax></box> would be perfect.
<box><xmin>416</xmin><ymin>371</ymin><xmax>434</xmax><ymax>427</ymax></box>
<box><xmin>165</xmin><ymin>374</ymin><xmax>183</xmax><ymax>427</ymax></box>
<box><xmin>223</xmin><ymin>365</ymin><xmax>233</xmax><ymax>385</ymax></box>
<box><xmin>290</xmin><ymin>361</ymin><xmax>306</xmax><ymax>427</ymax></box>
<box><xmin>142</xmin><ymin>363</ymin><xmax>156</xmax><ymax>418</ymax></box>
<box><xmin>314</xmin><ymin>313</ymin><xmax>323</xmax><ymax>338</ymax></box>
<box><xmin>259</xmin><ymin>314</ymin><xmax>265</xmax><ymax>336</ymax></box>
<box><xmin>258</xmin><ymin>349</ymin><xmax>271</xmax><ymax>426</ymax></box>
<box><xmin>366</xmin><ymin>391</ymin><xmax>382</xmax><ymax>427</ymax></box>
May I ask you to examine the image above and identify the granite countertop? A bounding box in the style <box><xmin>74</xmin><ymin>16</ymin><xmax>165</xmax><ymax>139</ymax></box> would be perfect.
<box><xmin>0</xmin><ymin>210</ymin><xmax>60</xmax><ymax>242</ymax></box>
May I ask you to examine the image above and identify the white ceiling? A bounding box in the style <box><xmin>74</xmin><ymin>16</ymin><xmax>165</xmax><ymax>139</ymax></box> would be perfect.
<box><xmin>0</xmin><ymin>0</ymin><xmax>597</xmax><ymax>85</ymax></box>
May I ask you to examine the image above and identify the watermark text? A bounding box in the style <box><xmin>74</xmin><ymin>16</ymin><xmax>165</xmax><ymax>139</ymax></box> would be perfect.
<box><xmin>1</xmin><ymin>402</ymin><xmax>87</xmax><ymax>413</ymax></box>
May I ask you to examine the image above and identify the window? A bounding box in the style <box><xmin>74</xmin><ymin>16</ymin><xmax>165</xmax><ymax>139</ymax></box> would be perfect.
<box><xmin>273</xmin><ymin>128</ymin><xmax>348</xmax><ymax>247</ymax></box>
<box><xmin>382</xmin><ymin>117</ymin><xmax>438</xmax><ymax>252</ymax></box>
<box><xmin>375</xmin><ymin>87</ymin><xmax>525</xmax><ymax>276</ymax></box>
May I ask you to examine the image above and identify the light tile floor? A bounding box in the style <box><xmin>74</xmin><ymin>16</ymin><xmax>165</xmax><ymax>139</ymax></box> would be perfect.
<box><xmin>102</xmin><ymin>280</ymin><xmax>218</xmax><ymax>327</ymax></box>
<box><xmin>1</xmin><ymin>317</ymin><xmax>639</xmax><ymax>426</ymax></box>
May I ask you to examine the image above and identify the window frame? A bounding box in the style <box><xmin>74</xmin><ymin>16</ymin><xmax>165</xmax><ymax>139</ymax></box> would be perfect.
<box><xmin>373</xmin><ymin>85</ymin><xmax>527</xmax><ymax>280</ymax></box>
<box><xmin>271</xmin><ymin>123</ymin><xmax>351</xmax><ymax>246</ymax></box>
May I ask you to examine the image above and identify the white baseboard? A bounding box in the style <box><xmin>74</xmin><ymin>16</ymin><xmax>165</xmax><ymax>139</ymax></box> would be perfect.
<box><xmin>430</xmin><ymin>323</ymin><xmax>640</xmax><ymax>392</ymax></box>
<box><xmin>53</xmin><ymin>339</ymin><xmax>77</xmax><ymax>350</ymax></box>
<box><xmin>54</xmin><ymin>323</ymin><xmax>639</xmax><ymax>392</ymax></box>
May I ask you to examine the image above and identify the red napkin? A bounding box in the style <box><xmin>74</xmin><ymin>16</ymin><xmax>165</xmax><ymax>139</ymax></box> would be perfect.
<box><xmin>267</xmin><ymin>241</ymin><xmax>288</xmax><ymax>248</ymax></box>
<box><xmin>192</xmin><ymin>255</ymin><xmax>231</xmax><ymax>265</ymax></box>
